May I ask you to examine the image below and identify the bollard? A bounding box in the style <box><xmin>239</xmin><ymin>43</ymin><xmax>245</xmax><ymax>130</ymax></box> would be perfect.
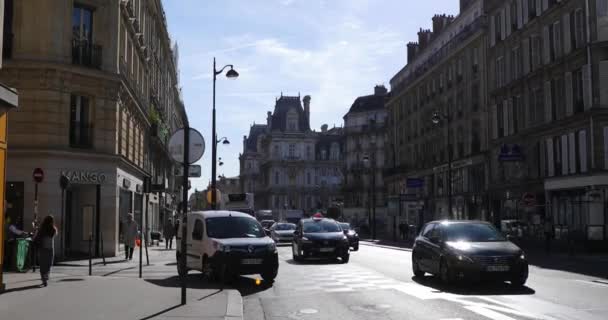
<box><xmin>88</xmin><ymin>234</ymin><xmax>92</xmax><ymax>276</ymax></box>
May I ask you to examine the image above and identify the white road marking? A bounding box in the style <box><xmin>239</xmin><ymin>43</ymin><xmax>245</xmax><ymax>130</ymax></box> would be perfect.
<box><xmin>573</xmin><ymin>279</ymin><xmax>608</xmax><ymax>288</ymax></box>
<box><xmin>465</xmin><ymin>305</ymin><xmax>520</xmax><ymax>320</ymax></box>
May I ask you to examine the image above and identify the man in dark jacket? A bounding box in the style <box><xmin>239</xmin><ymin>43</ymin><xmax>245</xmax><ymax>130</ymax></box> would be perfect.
<box><xmin>163</xmin><ymin>218</ymin><xmax>175</xmax><ymax>250</ymax></box>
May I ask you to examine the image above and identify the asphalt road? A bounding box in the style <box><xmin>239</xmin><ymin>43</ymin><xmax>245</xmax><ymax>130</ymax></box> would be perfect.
<box><xmin>239</xmin><ymin>243</ymin><xmax>608</xmax><ymax>320</ymax></box>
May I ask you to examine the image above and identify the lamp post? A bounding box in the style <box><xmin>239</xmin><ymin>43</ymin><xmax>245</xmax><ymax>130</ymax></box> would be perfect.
<box><xmin>363</xmin><ymin>154</ymin><xmax>376</xmax><ymax>240</ymax></box>
<box><xmin>432</xmin><ymin>111</ymin><xmax>453</xmax><ymax>219</ymax></box>
<box><xmin>212</xmin><ymin>58</ymin><xmax>238</xmax><ymax>210</ymax></box>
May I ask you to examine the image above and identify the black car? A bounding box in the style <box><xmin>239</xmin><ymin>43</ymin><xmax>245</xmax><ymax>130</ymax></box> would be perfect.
<box><xmin>339</xmin><ymin>223</ymin><xmax>359</xmax><ymax>251</ymax></box>
<box><xmin>270</xmin><ymin>222</ymin><xmax>296</xmax><ymax>243</ymax></box>
<box><xmin>292</xmin><ymin>218</ymin><xmax>350</xmax><ymax>263</ymax></box>
<box><xmin>412</xmin><ymin>220</ymin><xmax>528</xmax><ymax>286</ymax></box>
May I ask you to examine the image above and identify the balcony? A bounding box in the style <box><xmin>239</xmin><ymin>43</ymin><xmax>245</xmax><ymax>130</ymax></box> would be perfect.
<box><xmin>72</xmin><ymin>40</ymin><xmax>102</xmax><ymax>69</ymax></box>
<box><xmin>70</xmin><ymin>124</ymin><xmax>93</xmax><ymax>149</ymax></box>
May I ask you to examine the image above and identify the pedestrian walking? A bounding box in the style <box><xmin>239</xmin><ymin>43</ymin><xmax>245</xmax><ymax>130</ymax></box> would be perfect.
<box><xmin>544</xmin><ymin>218</ymin><xmax>554</xmax><ymax>253</ymax></box>
<box><xmin>403</xmin><ymin>223</ymin><xmax>410</xmax><ymax>241</ymax></box>
<box><xmin>122</xmin><ymin>213</ymin><xmax>139</xmax><ymax>261</ymax></box>
<box><xmin>33</xmin><ymin>215</ymin><xmax>57</xmax><ymax>287</ymax></box>
<box><xmin>398</xmin><ymin>223</ymin><xmax>406</xmax><ymax>240</ymax></box>
<box><xmin>163</xmin><ymin>218</ymin><xmax>174</xmax><ymax>250</ymax></box>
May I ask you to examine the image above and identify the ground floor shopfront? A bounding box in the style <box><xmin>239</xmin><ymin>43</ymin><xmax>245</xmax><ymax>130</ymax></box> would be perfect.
<box><xmin>5</xmin><ymin>151</ymin><xmax>162</xmax><ymax>258</ymax></box>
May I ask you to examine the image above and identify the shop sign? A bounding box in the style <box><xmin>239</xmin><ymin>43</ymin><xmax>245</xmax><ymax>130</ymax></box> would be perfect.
<box><xmin>498</xmin><ymin>144</ymin><xmax>524</xmax><ymax>161</ymax></box>
<box><xmin>61</xmin><ymin>170</ymin><xmax>108</xmax><ymax>184</ymax></box>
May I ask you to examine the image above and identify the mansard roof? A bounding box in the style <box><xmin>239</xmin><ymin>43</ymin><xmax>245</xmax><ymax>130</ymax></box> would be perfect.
<box><xmin>245</xmin><ymin>124</ymin><xmax>267</xmax><ymax>152</ymax></box>
<box><xmin>270</xmin><ymin>95</ymin><xmax>310</xmax><ymax>132</ymax></box>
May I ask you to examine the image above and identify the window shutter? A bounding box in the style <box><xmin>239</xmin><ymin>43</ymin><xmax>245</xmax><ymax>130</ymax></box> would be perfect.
<box><xmin>490</xmin><ymin>15</ymin><xmax>496</xmax><ymax>46</ymax></box>
<box><xmin>547</xmin><ymin>138</ymin><xmax>555</xmax><ymax>177</ymax></box>
<box><xmin>569</xmin><ymin>132</ymin><xmax>576</xmax><ymax>173</ymax></box>
<box><xmin>491</xmin><ymin>104</ymin><xmax>498</xmax><ymax>139</ymax></box>
<box><xmin>562</xmin><ymin>13</ymin><xmax>571</xmax><ymax>55</ymax></box>
<box><xmin>523</xmin><ymin>38</ymin><xmax>530</xmax><ymax>75</ymax></box>
<box><xmin>582</xmin><ymin>64</ymin><xmax>593</xmax><ymax>110</ymax></box>
<box><xmin>579</xmin><ymin>130</ymin><xmax>588</xmax><ymax>173</ymax></box>
<box><xmin>544</xmin><ymin>81</ymin><xmax>553</xmax><ymax>122</ymax></box>
<box><xmin>599</xmin><ymin>61</ymin><xmax>608</xmax><ymax>107</ymax></box>
<box><xmin>554</xmin><ymin>21</ymin><xmax>562</xmax><ymax>58</ymax></box>
<box><xmin>506</xmin><ymin>5</ymin><xmax>512</xmax><ymax>37</ymax></box>
<box><xmin>501</xmin><ymin>10</ymin><xmax>507</xmax><ymax>40</ymax></box>
<box><xmin>523</xmin><ymin>0</ymin><xmax>530</xmax><ymax>24</ymax></box>
<box><xmin>543</xmin><ymin>26</ymin><xmax>551</xmax><ymax>64</ymax></box>
<box><xmin>565</xmin><ymin>72</ymin><xmax>573</xmax><ymax>116</ymax></box>
<box><xmin>536</xmin><ymin>0</ymin><xmax>542</xmax><ymax>16</ymax></box>
<box><xmin>561</xmin><ymin>135</ymin><xmax>568</xmax><ymax>175</ymax></box>
<box><xmin>517</xmin><ymin>0</ymin><xmax>524</xmax><ymax>28</ymax></box>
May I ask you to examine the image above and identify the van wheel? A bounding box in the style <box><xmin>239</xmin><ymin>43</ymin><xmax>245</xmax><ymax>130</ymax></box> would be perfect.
<box><xmin>176</xmin><ymin>253</ymin><xmax>188</xmax><ymax>277</ymax></box>
<box><xmin>341</xmin><ymin>253</ymin><xmax>350</xmax><ymax>264</ymax></box>
<box><xmin>261</xmin><ymin>268</ymin><xmax>278</xmax><ymax>282</ymax></box>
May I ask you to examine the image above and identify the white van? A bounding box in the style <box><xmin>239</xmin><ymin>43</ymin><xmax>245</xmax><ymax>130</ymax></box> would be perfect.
<box><xmin>176</xmin><ymin>210</ymin><xmax>279</xmax><ymax>282</ymax></box>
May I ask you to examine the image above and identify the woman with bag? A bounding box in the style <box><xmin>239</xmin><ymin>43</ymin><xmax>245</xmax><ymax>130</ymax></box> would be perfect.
<box><xmin>122</xmin><ymin>213</ymin><xmax>139</xmax><ymax>261</ymax></box>
<box><xmin>34</xmin><ymin>215</ymin><xmax>57</xmax><ymax>287</ymax></box>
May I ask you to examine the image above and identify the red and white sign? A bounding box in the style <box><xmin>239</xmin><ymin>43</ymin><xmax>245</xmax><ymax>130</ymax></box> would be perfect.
<box><xmin>522</xmin><ymin>193</ymin><xmax>536</xmax><ymax>207</ymax></box>
<box><xmin>33</xmin><ymin>168</ymin><xmax>44</xmax><ymax>183</ymax></box>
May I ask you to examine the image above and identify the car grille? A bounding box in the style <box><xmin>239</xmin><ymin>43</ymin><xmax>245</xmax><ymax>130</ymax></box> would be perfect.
<box><xmin>473</xmin><ymin>256</ymin><xmax>512</xmax><ymax>266</ymax></box>
<box><xmin>312</xmin><ymin>239</ymin><xmax>338</xmax><ymax>247</ymax></box>
<box><xmin>230</xmin><ymin>245</ymin><xmax>267</xmax><ymax>254</ymax></box>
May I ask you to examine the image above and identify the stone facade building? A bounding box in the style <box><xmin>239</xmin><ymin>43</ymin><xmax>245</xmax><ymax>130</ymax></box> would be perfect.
<box><xmin>240</xmin><ymin>95</ymin><xmax>344</xmax><ymax>216</ymax></box>
<box><xmin>486</xmin><ymin>0</ymin><xmax>608</xmax><ymax>243</ymax></box>
<box><xmin>0</xmin><ymin>0</ymin><xmax>187</xmax><ymax>257</ymax></box>
<box><xmin>386</xmin><ymin>0</ymin><xmax>490</xmax><ymax>226</ymax></box>
<box><xmin>343</xmin><ymin>85</ymin><xmax>390</xmax><ymax>231</ymax></box>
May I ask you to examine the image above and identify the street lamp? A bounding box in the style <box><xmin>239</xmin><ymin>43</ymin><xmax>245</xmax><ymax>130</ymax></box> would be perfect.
<box><xmin>217</xmin><ymin>137</ymin><xmax>230</xmax><ymax>145</ymax></box>
<box><xmin>363</xmin><ymin>154</ymin><xmax>376</xmax><ymax>240</ymax></box>
<box><xmin>212</xmin><ymin>58</ymin><xmax>239</xmax><ymax>210</ymax></box>
<box><xmin>431</xmin><ymin>111</ymin><xmax>453</xmax><ymax>219</ymax></box>
<box><xmin>219</xmin><ymin>157</ymin><xmax>224</xmax><ymax>167</ymax></box>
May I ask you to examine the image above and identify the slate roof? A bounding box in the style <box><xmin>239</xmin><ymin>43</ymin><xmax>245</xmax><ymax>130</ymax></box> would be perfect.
<box><xmin>345</xmin><ymin>94</ymin><xmax>389</xmax><ymax>118</ymax></box>
<box><xmin>245</xmin><ymin>124</ymin><xmax>267</xmax><ymax>152</ymax></box>
<box><xmin>270</xmin><ymin>96</ymin><xmax>310</xmax><ymax>132</ymax></box>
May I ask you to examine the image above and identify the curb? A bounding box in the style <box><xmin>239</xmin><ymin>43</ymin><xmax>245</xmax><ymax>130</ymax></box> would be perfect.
<box><xmin>225</xmin><ymin>289</ymin><xmax>244</xmax><ymax>320</ymax></box>
<box><xmin>360</xmin><ymin>241</ymin><xmax>413</xmax><ymax>252</ymax></box>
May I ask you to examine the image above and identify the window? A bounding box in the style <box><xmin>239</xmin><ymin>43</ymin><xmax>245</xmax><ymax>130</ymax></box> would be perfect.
<box><xmin>531</xmin><ymin>35</ymin><xmax>542</xmax><ymax>70</ymax></box>
<box><xmin>192</xmin><ymin>219</ymin><xmax>203</xmax><ymax>240</ymax></box>
<box><xmin>553</xmin><ymin>21</ymin><xmax>562</xmax><ymax>59</ymax></box>
<box><xmin>497</xmin><ymin>101</ymin><xmax>505</xmax><ymax>138</ymax></box>
<box><xmin>472</xmin><ymin>83</ymin><xmax>480</xmax><ymax>111</ymax></box>
<box><xmin>573</xmin><ymin>9</ymin><xmax>586</xmax><ymax>50</ymax></box>
<box><xmin>495</xmin><ymin>13</ymin><xmax>502</xmax><ymax>42</ymax></box>
<box><xmin>511</xmin><ymin>47</ymin><xmax>522</xmax><ymax>80</ymax></box>
<box><xmin>274</xmin><ymin>171</ymin><xmax>280</xmax><ymax>185</ymax></box>
<box><xmin>70</xmin><ymin>95</ymin><xmax>92</xmax><ymax>148</ymax></box>
<box><xmin>307</xmin><ymin>172</ymin><xmax>311</xmax><ymax>185</ymax></box>
<box><xmin>472</xmin><ymin>47</ymin><xmax>479</xmax><ymax>73</ymax></box>
<box><xmin>496</xmin><ymin>56</ymin><xmax>505</xmax><ymax>88</ymax></box>
<box><xmin>573</xmin><ymin>69</ymin><xmax>584</xmax><ymax>113</ymax></box>
<box><xmin>421</xmin><ymin>223</ymin><xmax>435</xmax><ymax>238</ymax></box>
<box><xmin>510</xmin><ymin>1</ymin><xmax>518</xmax><ymax>31</ymax></box>
<box><xmin>273</xmin><ymin>145</ymin><xmax>280</xmax><ymax>158</ymax></box>
<box><xmin>579</xmin><ymin>130</ymin><xmax>588</xmax><ymax>173</ymax></box>
<box><xmin>529</xmin><ymin>0</ymin><xmax>537</xmax><ymax>19</ymax></box>
<box><xmin>289</xmin><ymin>144</ymin><xmax>296</xmax><ymax>158</ymax></box>
<box><xmin>306</xmin><ymin>145</ymin><xmax>312</xmax><ymax>159</ymax></box>
<box><xmin>72</xmin><ymin>5</ymin><xmax>99</xmax><ymax>68</ymax></box>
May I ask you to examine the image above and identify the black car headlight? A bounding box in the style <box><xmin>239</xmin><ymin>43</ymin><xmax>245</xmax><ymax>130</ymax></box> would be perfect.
<box><xmin>456</xmin><ymin>254</ymin><xmax>474</xmax><ymax>263</ymax></box>
<box><xmin>268</xmin><ymin>242</ymin><xmax>277</xmax><ymax>253</ymax></box>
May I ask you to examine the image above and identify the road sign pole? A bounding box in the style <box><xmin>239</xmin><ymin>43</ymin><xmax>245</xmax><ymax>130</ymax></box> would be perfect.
<box><xmin>180</xmin><ymin>126</ymin><xmax>189</xmax><ymax>305</ymax></box>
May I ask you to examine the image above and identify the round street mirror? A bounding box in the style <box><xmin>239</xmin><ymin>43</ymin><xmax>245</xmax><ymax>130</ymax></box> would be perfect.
<box><xmin>168</xmin><ymin>128</ymin><xmax>206</xmax><ymax>164</ymax></box>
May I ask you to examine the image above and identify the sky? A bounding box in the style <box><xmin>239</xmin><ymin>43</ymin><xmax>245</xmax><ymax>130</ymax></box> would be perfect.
<box><xmin>161</xmin><ymin>0</ymin><xmax>460</xmax><ymax>193</ymax></box>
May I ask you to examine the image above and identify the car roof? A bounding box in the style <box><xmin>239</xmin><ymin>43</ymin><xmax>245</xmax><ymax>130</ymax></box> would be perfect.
<box><xmin>190</xmin><ymin>210</ymin><xmax>255</xmax><ymax>219</ymax></box>
<box><xmin>301</xmin><ymin>217</ymin><xmax>336</xmax><ymax>223</ymax></box>
<box><xmin>425</xmin><ymin>220</ymin><xmax>493</xmax><ymax>226</ymax></box>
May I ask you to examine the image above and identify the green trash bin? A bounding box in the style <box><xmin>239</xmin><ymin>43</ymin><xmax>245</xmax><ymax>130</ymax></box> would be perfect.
<box><xmin>15</xmin><ymin>238</ymin><xmax>31</xmax><ymax>273</ymax></box>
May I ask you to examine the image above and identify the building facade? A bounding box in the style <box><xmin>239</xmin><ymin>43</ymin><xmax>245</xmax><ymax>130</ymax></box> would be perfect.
<box><xmin>240</xmin><ymin>95</ymin><xmax>345</xmax><ymax>216</ymax></box>
<box><xmin>386</xmin><ymin>0</ymin><xmax>490</xmax><ymax>227</ymax></box>
<box><xmin>486</xmin><ymin>0</ymin><xmax>608</xmax><ymax>244</ymax></box>
<box><xmin>343</xmin><ymin>85</ymin><xmax>390</xmax><ymax>232</ymax></box>
<box><xmin>0</xmin><ymin>0</ymin><xmax>187</xmax><ymax>257</ymax></box>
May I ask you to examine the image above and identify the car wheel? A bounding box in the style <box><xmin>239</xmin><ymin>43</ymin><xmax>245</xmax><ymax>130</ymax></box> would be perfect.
<box><xmin>440</xmin><ymin>259</ymin><xmax>453</xmax><ymax>284</ymax></box>
<box><xmin>261</xmin><ymin>268</ymin><xmax>278</xmax><ymax>282</ymax></box>
<box><xmin>412</xmin><ymin>258</ymin><xmax>425</xmax><ymax>278</ymax></box>
<box><xmin>341</xmin><ymin>253</ymin><xmax>350</xmax><ymax>264</ymax></box>
<box><xmin>352</xmin><ymin>244</ymin><xmax>359</xmax><ymax>252</ymax></box>
<box><xmin>176</xmin><ymin>253</ymin><xmax>188</xmax><ymax>277</ymax></box>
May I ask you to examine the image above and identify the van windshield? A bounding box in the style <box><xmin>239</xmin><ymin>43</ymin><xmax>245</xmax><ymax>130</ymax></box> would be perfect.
<box><xmin>206</xmin><ymin>217</ymin><xmax>266</xmax><ymax>239</ymax></box>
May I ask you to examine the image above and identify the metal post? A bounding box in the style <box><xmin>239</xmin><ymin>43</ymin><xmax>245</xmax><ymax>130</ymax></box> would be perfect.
<box><xmin>372</xmin><ymin>158</ymin><xmax>376</xmax><ymax>240</ymax></box>
<box><xmin>446</xmin><ymin>115</ymin><xmax>453</xmax><ymax>219</ymax></box>
<box><xmin>211</xmin><ymin>58</ymin><xmax>217</xmax><ymax>210</ymax></box>
<box><xmin>61</xmin><ymin>188</ymin><xmax>65</xmax><ymax>257</ymax></box>
<box><xmin>145</xmin><ymin>193</ymin><xmax>150</xmax><ymax>266</ymax></box>
<box><xmin>180</xmin><ymin>127</ymin><xmax>190</xmax><ymax>305</ymax></box>
<box><xmin>88</xmin><ymin>234</ymin><xmax>92</xmax><ymax>276</ymax></box>
<box><xmin>139</xmin><ymin>195</ymin><xmax>143</xmax><ymax>279</ymax></box>
<box><xmin>100</xmin><ymin>231</ymin><xmax>106</xmax><ymax>266</ymax></box>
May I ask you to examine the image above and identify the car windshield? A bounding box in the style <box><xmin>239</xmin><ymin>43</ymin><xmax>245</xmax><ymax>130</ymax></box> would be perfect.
<box><xmin>275</xmin><ymin>223</ymin><xmax>295</xmax><ymax>231</ymax></box>
<box><xmin>339</xmin><ymin>223</ymin><xmax>351</xmax><ymax>230</ymax></box>
<box><xmin>303</xmin><ymin>220</ymin><xmax>341</xmax><ymax>233</ymax></box>
<box><xmin>445</xmin><ymin>223</ymin><xmax>506</xmax><ymax>242</ymax></box>
<box><xmin>206</xmin><ymin>217</ymin><xmax>265</xmax><ymax>239</ymax></box>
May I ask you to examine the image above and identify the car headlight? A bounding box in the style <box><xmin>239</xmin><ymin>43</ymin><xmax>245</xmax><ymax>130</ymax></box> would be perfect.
<box><xmin>456</xmin><ymin>254</ymin><xmax>473</xmax><ymax>263</ymax></box>
<box><xmin>302</xmin><ymin>237</ymin><xmax>312</xmax><ymax>244</ymax></box>
<box><xmin>268</xmin><ymin>242</ymin><xmax>277</xmax><ymax>253</ymax></box>
<box><xmin>519</xmin><ymin>252</ymin><xmax>525</xmax><ymax>260</ymax></box>
<box><xmin>217</xmin><ymin>243</ymin><xmax>231</xmax><ymax>253</ymax></box>
<box><xmin>342</xmin><ymin>235</ymin><xmax>349</xmax><ymax>242</ymax></box>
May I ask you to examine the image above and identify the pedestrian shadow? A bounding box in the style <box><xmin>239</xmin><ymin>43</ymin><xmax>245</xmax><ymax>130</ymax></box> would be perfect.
<box><xmin>411</xmin><ymin>276</ymin><xmax>536</xmax><ymax>296</ymax></box>
<box><xmin>0</xmin><ymin>284</ymin><xmax>42</xmax><ymax>294</ymax></box>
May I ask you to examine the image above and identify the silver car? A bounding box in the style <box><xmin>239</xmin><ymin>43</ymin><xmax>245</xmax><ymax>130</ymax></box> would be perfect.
<box><xmin>270</xmin><ymin>222</ymin><xmax>296</xmax><ymax>243</ymax></box>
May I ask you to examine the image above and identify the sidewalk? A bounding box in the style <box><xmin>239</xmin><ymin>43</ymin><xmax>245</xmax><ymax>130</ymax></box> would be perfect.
<box><xmin>0</xmin><ymin>248</ymin><xmax>243</xmax><ymax>320</ymax></box>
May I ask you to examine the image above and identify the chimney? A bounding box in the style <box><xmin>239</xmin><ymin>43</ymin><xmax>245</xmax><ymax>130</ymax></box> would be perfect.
<box><xmin>303</xmin><ymin>95</ymin><xmax>311</xmax><ymax>124</ymax></box>
<box><xmin>418</xmin><ymin>29</ymin><xmax>433</xmax><ymax>51</ymax></box>
<box><xmin>243</xmin><ymin>135</ymin><xmax>247</xmax><ymax>150</ymax></box>
<box><xmin>432</xmin><ymin>14</ymin><xmax>449</xmax><ymax>36</ymax></box>
<box><xmin>407</xmin><ymin>42</ymin><xmax>419</xmax><ymax>64</ymax></box>
<box><xmin>374</xmin><ymin>85</ymin><xmax>388</xmax><ymax>96</ymax></box>
<box><xmin>321</xmin><ymin>124</ymin><xmax>328</xmax><ymax>133</ymax></box>
<box><xmin>460</xmin><ymin>0</ymin><xmax>473</xmax><ymax>12</ymax></box>
<box><xmin>266</xmin><ymin>111</ymin><xmax>272</xmax><ymax>128</ymax></box>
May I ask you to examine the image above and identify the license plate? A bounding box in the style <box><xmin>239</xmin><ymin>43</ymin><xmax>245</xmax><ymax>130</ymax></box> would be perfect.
<box><xmin>241</xmin><ymin>259</ymin><xmax>263</xmax><ymax>265</ymax></box>
<box><xmin>487</xmin><ymin>265</ymin><xmax>510</xmax><ymax>272</ymax></box>
<box><xmin>319</xmin><ymin>248</ymin><xmax>334</xmax><ymax>252</ymax></box>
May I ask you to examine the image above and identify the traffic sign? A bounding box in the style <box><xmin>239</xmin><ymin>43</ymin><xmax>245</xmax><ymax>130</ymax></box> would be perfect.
<box><xmin>174</xmin><ymin>165</ymin><xmax>202</xmax><ymax>177</ymax></box>
<box><xmin>168</xmin><ymin>128</ymin><xmax>205</xmax><ymax>164</ymax></box>
<box><xmin>522</xmin><ymin>193</ymin><xmax>536</xmax><ymax>207</ymax></box>
<box><xmin>33</xmin><ymin>168</ymin><xmax>44</xmax><ymax>183</ymax></box>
